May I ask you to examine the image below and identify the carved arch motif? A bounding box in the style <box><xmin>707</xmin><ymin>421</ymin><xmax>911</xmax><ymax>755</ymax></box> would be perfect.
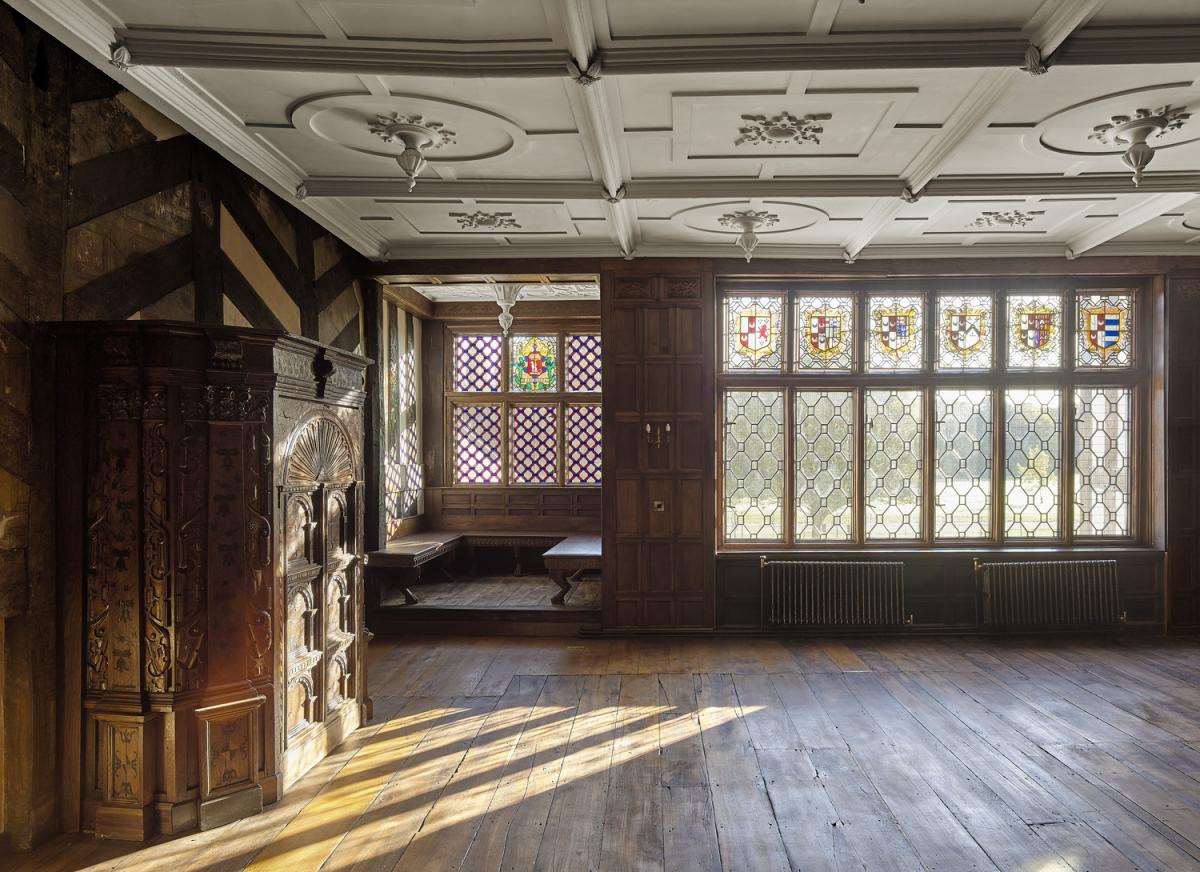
<box><xmin>286</xmin><ymin>416</ymin><xmax>356</xmax><ymax>485</ymax></box>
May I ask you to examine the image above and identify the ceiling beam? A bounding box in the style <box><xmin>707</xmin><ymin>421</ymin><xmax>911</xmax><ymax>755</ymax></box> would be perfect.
<box><xmin>113</xmin><ymin>25</ymin><xmax>1200</xmax><ymax>77</ymax></box>
<box><xmin>1065</xmin><ymin>192</ymin><xmax>1197</xmax><ymax>258</ymax></box>
<box><xmin>300</xmin><ymin>173</ymin><xmax>1200</xmax><ymax>201</ymax></box>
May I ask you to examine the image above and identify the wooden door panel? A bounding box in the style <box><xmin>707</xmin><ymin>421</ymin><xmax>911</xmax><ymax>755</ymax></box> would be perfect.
<box><xmin>646</xmin><ymin>478</ymin><xmax>674</xmax><ymax>538</ymax></box>
<box><xmin>603</xmin><ymin>267</ymin><xmax>714</xmax><ymax>629</ymax></box>
<box><xmin>614</xmin><ymin>479</ymin><xmax>642</xmax><ymax>535</ymax></box>
<box><xmin>675</xmin><ymin>307</ymin><xmax>703</xmax><ymax>356</ymax></box>
<box><xmin>643</xmin><ymin>307</ymin><xmax>673</xmax><ymax>358</ymax></box>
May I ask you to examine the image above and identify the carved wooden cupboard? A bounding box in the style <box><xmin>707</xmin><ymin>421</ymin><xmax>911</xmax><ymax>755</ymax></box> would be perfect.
<box><xmin>54</xmin><ymin>322</ymin><xmax>369</xmax><ymax>840</ymax></box>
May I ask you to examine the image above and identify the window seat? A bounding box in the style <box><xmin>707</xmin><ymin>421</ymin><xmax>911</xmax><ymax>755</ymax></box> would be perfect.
<box><xmin>367</xmin><ymin>531</ymin><xmax>602</xmax><ymax>606</ymax></box>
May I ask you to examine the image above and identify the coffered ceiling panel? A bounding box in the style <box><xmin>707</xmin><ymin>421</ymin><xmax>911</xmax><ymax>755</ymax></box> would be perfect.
<box><xmin>98</xmin><ymin>0</ymin><xmax>324</xmax><ymax>35</ymax></box>
<box><xmin>322</xmin><ymin>0</ymin><xmax>557</xmax><ymax>43</ymax></box>
<box><xmin>599</xmin><ymin>0</ymin><xmax>814</xmax><ymax>40</ymax></box>
<box><xmin>18</xmin><ymin>0</ymin><xmax>1200</xmax><ymax>262</ymax></box>
<box><xmin>828</xmin><ymin>0</ymin><xmax>1045</xmax><ymax>33</ymax></box>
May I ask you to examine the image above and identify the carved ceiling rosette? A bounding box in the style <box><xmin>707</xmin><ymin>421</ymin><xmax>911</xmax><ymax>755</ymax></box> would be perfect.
<box><xmin>736</xmin><ymin>111</ymin><xmax>832</xmax><ymax>147</ymax></box>
<box><xmin>969</xmin><ymin>209</ymin><xmax>1046</xmax><ymax>229</ymax></box>
<box><xmin>450</xmin><ymin>210</ymin><xmax>521</xmax><ymax>230</ymax></box>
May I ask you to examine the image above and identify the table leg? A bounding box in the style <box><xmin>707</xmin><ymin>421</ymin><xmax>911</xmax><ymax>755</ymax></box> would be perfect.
<box><xmin>550</xmin><ymin>568</ymin><xmax>570</xmax><ymax>605</ymax></box>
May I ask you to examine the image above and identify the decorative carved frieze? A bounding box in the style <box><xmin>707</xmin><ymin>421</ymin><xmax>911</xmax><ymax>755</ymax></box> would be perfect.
<box><xmin>664</xmin><ymin>277</ymin><xmax>701</xmax><ymax>299</ymax></box>
<box><xmin>210</xmin><ymin>339</ymin><xmax>244</xmax><ymax>371</ymax></box>
<box><xmin>203</xmin><ymin>385</ymin><xmax>268</xmax><ymax>422</ymax></box>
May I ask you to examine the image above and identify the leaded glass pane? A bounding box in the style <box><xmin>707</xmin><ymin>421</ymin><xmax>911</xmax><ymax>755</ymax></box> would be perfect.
<box><xmin>453</xmin><ymin>404</ymin><xmax>502</xmax><ymax>484</ymax></box>
<box><xmin>724</xmin><ymin>390</ymin><xmax>785</xmax><ymax>541</ymax></box>
<box><xmin>510</xmin><ymin>335</ymin><xmax>557</xmax><ymax>392</ymax></box>
<box><xmin>1077</xmin><ymin>293</ymin><xmax>1134</xmax><ymax>368</ymax></box>
<box><xmin>565</xmin><ymin>404</ymin><xmax>602</xmax><ymax>485</ymax></box>
<box><xmin>509</xmin><ymin>405</ymin><xmax>558</xmax><ymax>484</ymax></box>
<box><xmin>934</xmin><ymin>389</ymin><xmax>992</xmax><ymax>538</ymax></box>
<box><xmin>1074</xmin><ymin>387</ymin><xmax>1131</xmax><ymax>536</ymax></box>
<box><xmin>1004</xmin><ymin>388</ymin><xmax>1061</xmax><ymax>538</ymax></box>
<box><xmin>864</xmin><ymin>389</ymin><xmax>923</xmax><ymax>539</ymax></box>
<box><xmin>453</xmin><ymin>334</ymin><xmax>502</xmax><ymax>392</ymax></box>
<box><xmin>1007</xmin><ymin>293</ymin><xmax>1062</xmax><ymax>369</ymax></box>
<box><xmin>937</xmin><ymin>294</ymin><xmax>993</xmax><ymax>371</ymax></box>
<box><xmin>724</xmin><ymin>295</ymin><xmax>784</xmax><ymax>371</ymax></box>
<box><xmin>795</xmin><ymin>390</ymin><xmax>854</xmax><ymax>541</ymax></box>
<box><xmin>867</xmin><ymin>294</ymin><xmax>924</xmax><ymax>371</ymax></box>
<box><xmin>794</xmin><ymin>294</ymin><xmax>855</xmax><ymax>371</ymax></box>
<box><xmin>565</xmin><ymin>334</ymin><xmax>602</xmax><ymax>392</ymax></box>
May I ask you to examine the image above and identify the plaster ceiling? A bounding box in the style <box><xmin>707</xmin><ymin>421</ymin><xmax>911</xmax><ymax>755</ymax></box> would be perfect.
<box><xmin>16</xmin><ymin>0</ymin><xmax>1200</xmax><ymax>263</ymax></box>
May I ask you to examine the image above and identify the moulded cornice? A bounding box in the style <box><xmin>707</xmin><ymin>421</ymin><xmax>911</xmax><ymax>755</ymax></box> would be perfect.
<box><xmin>109</xmin><ymin>26</ymin><xmax>1200</xmax><ymax>77</ymax></box>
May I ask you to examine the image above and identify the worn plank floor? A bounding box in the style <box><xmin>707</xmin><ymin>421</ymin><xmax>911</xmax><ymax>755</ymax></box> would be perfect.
<box><xmin>13</xmin><ymin>636</ymin><xmax>1200</xmax><ymax>872</ymax></box>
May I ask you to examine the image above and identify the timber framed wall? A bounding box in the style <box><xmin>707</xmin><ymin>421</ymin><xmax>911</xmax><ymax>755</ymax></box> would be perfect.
<box><xmin>0</xmin><ymin>10</ymin><xmax>364</xmax><ymax>850</ymax></box>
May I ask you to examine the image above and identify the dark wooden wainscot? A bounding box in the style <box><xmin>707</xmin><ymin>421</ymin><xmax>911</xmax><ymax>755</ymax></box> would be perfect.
<box><xmin>716</xmin><ymin>550</ymin><xmax>1165</xmax><ymax>633</ymax></box>
<box><xmin>54</xmin><ymin>322</ymin><xmax>369</xmax><ymax>840</ymax></box>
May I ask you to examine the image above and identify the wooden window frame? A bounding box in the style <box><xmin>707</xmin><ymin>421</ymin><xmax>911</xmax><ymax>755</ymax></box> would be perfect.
<box><xmin>443</xmin><ymin>323</ymin><xmax>601</xmax><ymax>488</ymax></box>
<box><xmin>717</xmin><ymin>277</ymin><xmax>1150</xmax><ymax>550</ymax></box>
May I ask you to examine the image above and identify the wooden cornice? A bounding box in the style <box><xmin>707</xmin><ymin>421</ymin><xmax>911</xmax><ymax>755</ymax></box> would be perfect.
<box><xmin>113</xmin><ymin>25</ymin><xmax>1200</xmax><ymax>76</ymax></box>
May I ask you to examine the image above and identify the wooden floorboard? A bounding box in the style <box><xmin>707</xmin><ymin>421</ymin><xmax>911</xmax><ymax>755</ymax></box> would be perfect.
<box><xmin>18</xmin><ymin>636</ymin><xmax>1200</xmax><ymax>872</ymax></box>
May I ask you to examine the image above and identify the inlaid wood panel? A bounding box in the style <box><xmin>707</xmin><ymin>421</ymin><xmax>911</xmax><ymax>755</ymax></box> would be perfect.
<box><xmin>602</xmin><ymin>266</ymin><xmax>715</xmax><ymax>629</ymax></box>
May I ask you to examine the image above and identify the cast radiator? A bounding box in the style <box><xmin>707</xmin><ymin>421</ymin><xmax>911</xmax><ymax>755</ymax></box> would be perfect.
<box><xmin>761</xmin><ymin>559</ymin><xmax>906</xmax><ymax>628</ymax></box>
<box><xmin>975</xmin><ymin>558</ymin><xmax>1123</xmax><ymax>629</ymax></box>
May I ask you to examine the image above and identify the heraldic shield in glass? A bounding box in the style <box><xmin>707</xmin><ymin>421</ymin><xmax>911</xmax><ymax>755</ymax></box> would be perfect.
<box><xmin>794</xmin><ymin>295</ymin><xmax>855</xmax><ymax>371</ymax></box>
<box><xmin>1007</xmin><ymin>293</ymin><xmax>1062</xmax><ymax>369</ymax></box>
<box><xmin>510</xmin><ymin>335</ymin><xmax>557</xmax><ymax>392</ymax></box>
<box><xmin>868</xmin><ymin>294</ymin><xmax>924</xmax><ymax>371</ymax></box>
<box><xmin>937</xmin><ymin>294</ymin><xmax>993</xmax><ymax>371</ymax></box>
<box><xmin>724</xmin><ymin>295</ymin><xmax>783</xmax><ymax>371</ymax></box>
<box><xmin>1077</xmin><ymin>293</ymin><xmax>1133</xmax><ymax>368</ymax></box>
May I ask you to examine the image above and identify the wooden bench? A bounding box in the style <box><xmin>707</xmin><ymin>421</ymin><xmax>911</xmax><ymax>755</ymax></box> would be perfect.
<box><xmin>366</xmin><ymin>531</ymin><xmax>463</xmax><ymax>604</ymax></box>
<box><xmin>368</xmin><ymin>531</ymin><xmax>602</xmax><ymax>607</ymax></box>
<box><xmin>543</xmin><ymin>534</ymin><xmax>602</xmax><ymax>605</ymax></box>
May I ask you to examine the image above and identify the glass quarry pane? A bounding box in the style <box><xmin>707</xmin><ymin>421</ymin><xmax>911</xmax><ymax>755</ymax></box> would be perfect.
<box><xmin>864</xmin><ymin>389</ymin><xmax>924</xmax><ymax>539</ymax></box>
<box><xmin>934</xmin><ymin>388</ymin><xmax>993</xmax><ymax>538</ymax></box>
<box><xmin>1004</xmin><ymin>388</ymin><xmax>1061</xmax><ymax>538</ymax></box>
<box><xmin>1074</xmin><ymin>387</ymin><xmax>1132</xmax><ymax>536</ymax></box>
<box><xmin>724</xmin><ymin>390</ymin><xmax>785</xmax><ymax>541</ymax></box>
<box><xmin>795</xmin><ymin>390</ymin><xmax>854</xmax><ymax>541</ymax></box>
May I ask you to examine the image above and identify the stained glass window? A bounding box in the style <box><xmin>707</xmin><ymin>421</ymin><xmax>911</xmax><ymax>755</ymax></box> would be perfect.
<box><xmin>795</xmin><ymin>390</ymin><xmax>854</xmax><ymax>541</ymax></box>
<box><xmin>566</xmin><ymin>334</ymin><xmax>602</xmax><ymax>392</ymax></box>
<box><xmin>510</xmin><ymin>335</ymin><xmax>557</xmax><ymax>392</ymax></box>
<box><xmin>864</xmin><ymin>389</ymin><xmax>923</xmax><ymax>539</ymax></box>
<box><xmin>565</xmin><ymin>404</ymin><xmax>602</xmax><ymax>485</ymax></box>
<box><xmin>934</xmin><ymin>389</ymin><xmax>992</xmax><ymax>538</ymax></box>
<box><xmin>453</xmin><ymin>334</ymin><xmax>502</xmax><ymax>392</ymax></box>
<box><xmin>867</xmin><ymin>294</ymin><xmax>924</xmax><ymax>371</ymax></box>
<box><xmin>1007</xmin><ymin>293</ymin><xmax>1062</xmax><ymax>369</ymax></box>
<box><xmin>509</xmin><ymin>405</ymin><xmax>558</xmax><ymax>484</ymax></box>
<box><xmin>724</xmin><ymin>390</ymin><xmax>785</xmax><ymax>540</ymax></box>
<box><xmin>1075</xmin><ymin>387</ymin><xmax>1131</xmax><ymax>536</ymax></box>
<box><xmin>1005</xmin><ymin>388</ymin><xmax>1060</xmax><ymax>538</ymax></box>
<box><xmin>1077</xmin><ymin>293</ymin><xmax>1133</xmax><ymax>368</ymax></box>
<box><xmin>453</xmin><ymin>404</ymin><xmax>502</xmax><ymax>484</ymax></box>
<box><xmin>724</xmin><ymin>295</ymin><xmax>784</xmax><ymax>371</ymax></box>
<box><xmin>936</xmin><ymin>294</ymin><xmax>993</xmax><ymax>371</ymax></box>
<box><xmin>794</xmin><ymin>294</ymin><xmax>855</xmax><ymax>371</ymax></box>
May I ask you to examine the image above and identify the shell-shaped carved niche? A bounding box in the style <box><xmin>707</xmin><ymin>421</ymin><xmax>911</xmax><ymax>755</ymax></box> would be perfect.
<box><xmin>287</xmin><ymin>416</ymin><xmax>355</xmax><ymax>484</ymax></box>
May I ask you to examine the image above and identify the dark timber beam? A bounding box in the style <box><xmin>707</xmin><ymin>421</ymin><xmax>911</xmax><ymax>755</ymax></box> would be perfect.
<box><xmin>114</xmin><ymin>25</ymin><xmax>1200</xmax><ymax>76</ymax></box>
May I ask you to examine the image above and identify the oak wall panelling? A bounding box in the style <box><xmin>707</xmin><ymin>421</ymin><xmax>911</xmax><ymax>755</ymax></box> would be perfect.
<box><xmin>1167</xmin><ymin>273</ymin><xmax>1200</xmax><ymax>628</ymax></box>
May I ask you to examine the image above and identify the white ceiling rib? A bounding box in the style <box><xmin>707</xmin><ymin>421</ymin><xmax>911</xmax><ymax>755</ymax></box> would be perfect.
<box><xmin>10</xmin><ymin>0</ymin><xmax>1200</xmax><ymax>263</ymax></box>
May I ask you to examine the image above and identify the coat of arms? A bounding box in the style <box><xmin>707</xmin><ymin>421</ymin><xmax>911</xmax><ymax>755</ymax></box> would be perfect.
<box><xmin>1084</xmin><ymin>307</ymin><xmax>1124</xmax><ymax>354</ymax></box>
<box><xmin>876</xmin><ymin>308</ymin><xmax>916</xmax><ymax>355</ymax></box>
<box><xmin>944</xmin><ymin>309</ymin><xmax>986</xmax><ymax>354</ymax></box>
<box><xmin>512</xmin><ymin>336</ymin><xmax>556</xmax><ymax>391</ymax></box>
<box><xmin>807</xmin><ymin>312</ymin><xmax>844</xmax><ymax>356</ymax></box>
<box><xmin>736</xmin><ymin>308</ymin><xmax>775</xmax><ymax>362</ymax></box>
<box><xmin>1017</xmin><ymin>308</ymin><xmax>1055</xmax><ymax>351</ymax></box>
